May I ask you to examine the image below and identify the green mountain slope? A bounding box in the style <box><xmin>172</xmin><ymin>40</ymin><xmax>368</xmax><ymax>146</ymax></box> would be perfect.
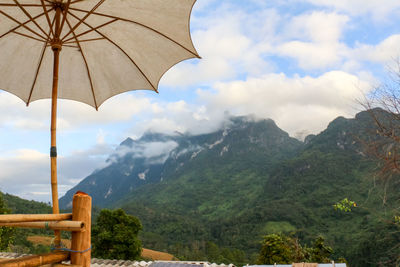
<box><xmin>3</xmin><ymin>193</ymin><xmax>51</xmax><ymax>214</ymax></box>
<box><xmin>60</xmin><ymin>110</ymin><xmax>400</xmax><ymax>266</ymax></box>
<box><xmin>115</xmin><ymin>111</ymin><xmax>399</xmax><ymax>266</ymax></box>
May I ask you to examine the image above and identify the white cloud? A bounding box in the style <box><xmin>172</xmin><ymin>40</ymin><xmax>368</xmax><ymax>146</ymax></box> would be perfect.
<box><xmin>125</xmin><ymin>70</ymin><xmax>373</xmax><ymax>141</ymax></box>
<box><xmin>162</xmin><ymin>6</ymin><xmax>278</xmax><ymax>87</ymax></box>
<box><xmin>0</xmin><ymin>92</ymin><xmax>155</xmax><ymax>131</ymax></box>
<box><xmin>127</xmin><ymin>101</ymin><xmax>225</xmax><ymax>137</ymax></box>
<box><xmin>303</xmin><ymin>0</ymin><xmax>400</xmax><ymax>19</ymax></box>
<box><xmin>0</xmin><ymin>143</ymin><xmax>113</xmax><ymax>202</ymax></box>
<box><xmin>276</xmin><ymin>12</ymin><xmax>349</xmax><ymax>70</ymax></box>
<box><xmin>283</xmin><ymin>12</ymin><xmax>349</xmax><ymax>43</ymax></box>
<box><xmin>58</xmin><ymin>94</ymin><xmax>155</xmax><ymax>128</ymax></box>
<box><xmin>198</xmin><ymin>71</ymin><xmax>371</xmax><ymax>136</ymax></box>
<box><xmin>351</xmin><ymin>34</ymin><xmax>400</xmax><ymax>64</ymax></box>
<box><xmin>142</xmin><ymin>141</ymin><xmax>179</xmax><ymax>160</ymax></box>
<box><xmin>277</xmin><ymin>41</ymin><xmax>347</xmax><ymax>70</ymax></box>
<box><xmin>107</xmin><ymin>139</ymin><xmax>179</xmax><ymax>166</ymax></box>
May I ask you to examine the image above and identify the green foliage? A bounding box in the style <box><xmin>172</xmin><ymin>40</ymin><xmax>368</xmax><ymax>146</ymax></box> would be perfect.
<box><xmin>0</xmin><ymin>193</ymin><xmax>15</xmax><ymax>251</ymax></box>
<box><xmin>0</xmin><ymin>192</ymin><xmax>59</xmax><ymax>254</ymax></box>
<box><xmin>333</xmin><ymin>198</ymin><xmax>357</xmax><ymax>213</ymax></box>
<box><xmin>257</xmin><ymin>234</ymin><xmax>301</xmax><ymax>264</ymax></box>
<box><xmin>350</xmin><ymin>220</ymin><xmax>400</xmax><ymax>266</ymax></box>
<box><xmin>92</xmin><ymin>208</ymin><xmax>142</xmax><ymax>260</ymax></box>
<box><xmin>263</xmin><ymin>221</ymin><xmax>296</xmax><ymax>234</ymax></box>
<box><xmin>257</xmin><ymin>234</ymin><xmax>334</xmax><ymax>264</ymax></box>
<box><xmin>3</xmin><ymin>193</ymin><xmax>51</xmax><ymax>214</ymax></box>
<box><xmin>307</xmin><ymin>236</ymin><xmax>333</xmax><ymax>263</ymax></box>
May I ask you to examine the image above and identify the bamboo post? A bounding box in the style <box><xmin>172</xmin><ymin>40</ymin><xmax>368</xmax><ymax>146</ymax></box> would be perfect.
<box><xmin>0</xmin><ymin>252</ymin><xmax>69</xmax><ymax>267</ymax></box>
<box><xmin>70</xmin><ymin>191</ymin><xmax>91</xmax><ymax>267</ymax></box>
<box><xmin>0</xmin><ymin>213</ymin><xmax>72</xmax><ymax>223</ymax></box>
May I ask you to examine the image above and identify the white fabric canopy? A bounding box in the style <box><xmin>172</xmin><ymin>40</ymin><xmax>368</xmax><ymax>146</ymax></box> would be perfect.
<box><xmin>0</xmin><ymin>0</ymin><xmax>199</xmax><ymax>108</ymax></box>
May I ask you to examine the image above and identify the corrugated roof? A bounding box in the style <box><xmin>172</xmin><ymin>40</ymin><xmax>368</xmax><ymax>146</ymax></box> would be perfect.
<box><xmin>246</xmin><ymin>264</ymin><xmax>346</xmax><ymax>267</ymax></box>
<box><xmin>149</xmin><ymin>262</ymin><xmax>203</xmax><ymax>267</ymax></box>
<box><xmin>0</xmin><ymin>252</ymin><xmax>236</xmax><ymax>267</ymax></box>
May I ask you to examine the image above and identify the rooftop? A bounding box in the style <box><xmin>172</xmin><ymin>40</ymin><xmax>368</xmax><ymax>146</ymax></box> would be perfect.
<box><xmin>0</xmin><ymin>253</ymin><xmax>236</xmax><ymax>267</ymax></box>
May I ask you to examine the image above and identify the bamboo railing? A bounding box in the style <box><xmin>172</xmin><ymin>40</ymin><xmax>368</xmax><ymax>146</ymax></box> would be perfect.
<box><xmin>0</xmin><ymin>192</ymin><xmax>92</xmax><ymax>267</ymax></box>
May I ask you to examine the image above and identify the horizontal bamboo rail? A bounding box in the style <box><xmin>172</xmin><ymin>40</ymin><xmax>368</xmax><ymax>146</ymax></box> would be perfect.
<box><xmin>0</xmin><ymin>252</ymin><xmax>69</xmax><ymax>267</ymax></box>
<box><xmin>0</xmin><ymin>220</ymin><xmax>84</xmax><ymax>231</ymax></box>
<box><xmin>51</xmin><ymin>264</ymin><xmax>82</xmax><ymax>267</ymax></box>
<box><xmin>0</xmin><ymin>213</ymin><xmax>72</xmax><ymax>223</ymax></box>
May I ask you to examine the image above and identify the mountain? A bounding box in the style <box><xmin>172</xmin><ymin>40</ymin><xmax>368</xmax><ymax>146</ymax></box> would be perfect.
<box><xmin>60</xmin><ymin>110</ymin><xmax>400</xmax><ymax>266</ymax></box>
<box><xmin>60</xmin><ymin>116</ymin><xmax>302</xmax><ymax>209</ymax></box>
<box><xmin>60</xmin><ymin>132</ymin><xmax>182</xmax><ymax>208</ymax></box>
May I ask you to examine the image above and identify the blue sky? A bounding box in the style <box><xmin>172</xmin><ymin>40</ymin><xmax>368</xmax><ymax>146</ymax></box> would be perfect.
<box><xmin>1</xmin><ymin>0</ymin><xmax>400</xmax><ymax>202</ymax></box>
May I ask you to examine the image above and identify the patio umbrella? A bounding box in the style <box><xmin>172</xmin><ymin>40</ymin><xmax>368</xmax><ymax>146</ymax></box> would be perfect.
<box><xmin>0</xmin><ymin>0</ymin><xmax>199</xmax><ymax>244</ymax></box>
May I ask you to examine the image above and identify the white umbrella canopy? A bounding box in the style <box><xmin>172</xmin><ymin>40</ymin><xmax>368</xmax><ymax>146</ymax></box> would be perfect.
<box><xmin>0</xmin><ymin>0</ymin><xmax>199</xmax><ymax>108</ymax></box>
<box><xmin>0</xmin><ymin>0</ymin><xmax>199</xmax><ymax>246</ymax></box>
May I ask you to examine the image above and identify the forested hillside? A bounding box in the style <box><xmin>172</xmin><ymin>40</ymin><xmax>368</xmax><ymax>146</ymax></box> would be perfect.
<box><xmin>3</xmin><ymin>193</ymin><xmax>51</xmax><ymax>214</ymax></box>
<box><xmin>60</xmin><ymin>111</ymin><xmax>400</xmax><ymax>266</ymax></box>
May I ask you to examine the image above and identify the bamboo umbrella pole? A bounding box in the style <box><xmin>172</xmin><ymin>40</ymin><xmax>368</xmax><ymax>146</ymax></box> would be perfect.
<box><xmin>51</xmin><ymin>5</ymin><xmax>62</xmax><ymax>247</ymax></box>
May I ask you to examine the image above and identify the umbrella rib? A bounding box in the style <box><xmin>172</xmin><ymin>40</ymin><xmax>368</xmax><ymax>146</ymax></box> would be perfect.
<box><xmin>68</xmin><ymin>10</ymin><xmax>158</xmax><ymax>92</ymax></box>
<box><xmin>13</xmin><ymin>0</ymin><xmax>51</xmax><ymax>40</ymax></box>
<box><xmin>69</xmin><ymin>7</ymin><xmax>200</xmax><ymax>58</ymax></box>
<box><xmin>61</xmin><ymin>0</ymin><xmax>106</xmax><ymax>42</ymax></box>
<box><xmin>40</xmin><ymin>0</ymin><xmax>54</xmax><ymax>38</ymax></box>
<box><xmin>64</xmin><ymin>37</ymin><xmax>105</xmax><ymax>44</ymax></box>
<box><xmin>27</xmin><ymin>15</ymin><xmax>56</xmax><ymax>105</ymax></box>
<box><xmin>13</xmin><ymin>31</ymin><xmax>46</xmax><ymax>43</ymax></box>
<box><xmin>0</xmin><ymin>3</ymin><xmax>51</xmax><ymax>6</ymax></box>
<box><xmin>63</xmin><ymin>18</ymin><xmax>117</xmax><ymax>43</ymax></box>
<box><xmin>0</xmin><ymin>8</ymin><xmax>53</xmax><ymax>40</ymax></box>
<box><xmin>57</xmin><ymin>44</ymin><xmax>78</xmax><ymax>48</ymax></box>
<box><xmin>27</xmin><ymin>40</ymin><xmax>49</xmax><ymax>105</ymax></box>
<box><xmin>0</xmin><ymin>9</ymin><xmax>48</xmax><ymax>41</ymax></box>
<box><xmin>57</xmin><ymin>0</ymin><xmax>72</xmax><ymax>37</ymax></box>
<box><xmin>65</xmin><ymin>17</ymin><xmax>99</xmax><ymax>109</ymax></box>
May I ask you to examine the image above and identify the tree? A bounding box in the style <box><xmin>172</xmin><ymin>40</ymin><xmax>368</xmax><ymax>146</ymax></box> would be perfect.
<box><xmin>357</xmin><ymin>66</ymin><xmax>400</xmax><ymax>265</ymax></box>
<box><xmin>361</xmin><ymin>64</ymin><xmax>400</xmax><ymax>177</ymax></box>
<box><xmin>257</xmin><ymin>234</ymin><xmax>304</xmax><ymax>264</ymax></box>
<box><xmin>92</xmin><ymin>208</ymin><xmax>142</xmax><ymax>260</ymax></box>
<box><xmin>306</xmin><ymin>236</ymin><xmax>333</xmax><ymax>263</ymax></box>
<box><xmin>0</xmin><ymin>193</ymin><xmax>15</xmax><ymax>251</ymax></box>
<box><xmin>257</xmin><ymin>234</ymin><xmax>334</xmax><ymax>264</ymax></box>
